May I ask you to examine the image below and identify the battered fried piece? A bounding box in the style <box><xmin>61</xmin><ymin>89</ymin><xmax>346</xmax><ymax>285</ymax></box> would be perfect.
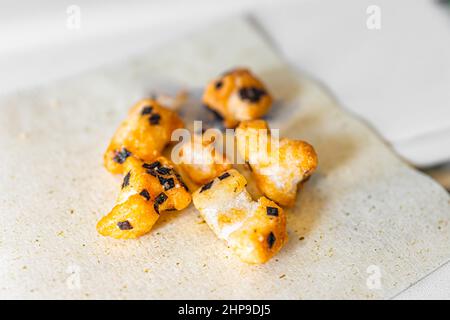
<box><xmin>118</xmin><ymin>156</ymin><xmax>191</xmax><ymax>212</ymax></box>
<box><xmin>104</xmin><ymin>98</ymin><xmax>184</xmax><ymax>174</ymax></box>
<box><xmin>192</xmin><ymin>169</ymin><xmax>287</xmax><ymax>264</ymax></box>
<box><xmin>202</xmin><ymin>68</ymin><xmax>272</xmax><ymax>128</ymax></box>
<box><xmin>236</xmin><ymin>120</ymin><xmax>318</xmax><ymax>207</ymax></box>
<box><xmin>97</xmin><ymin>156</ymin><xmax>191</xmax><ymax>239</ymax></box>
<box><xmin>96</xmin><ymin>195</ymin><xmax>159</xmax><ymax>239</ymax></box>
<box><xmin>177</xmin><ymin>133</ymin><xmax>232</xmax><ymax>185</ymax></box>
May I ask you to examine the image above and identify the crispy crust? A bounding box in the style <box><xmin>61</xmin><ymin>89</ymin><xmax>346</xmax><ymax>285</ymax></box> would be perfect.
<box><xmin>202</xmin><ymin>68</ymin><xmax>272</xmax><ymax>128</ymax></box>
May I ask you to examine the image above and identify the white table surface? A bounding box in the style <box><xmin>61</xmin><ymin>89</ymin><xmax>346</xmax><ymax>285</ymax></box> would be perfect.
<box><xmin>1</xmin><ymin>0</ymin><xmax>449</xmax><ymax>299</ymax></box>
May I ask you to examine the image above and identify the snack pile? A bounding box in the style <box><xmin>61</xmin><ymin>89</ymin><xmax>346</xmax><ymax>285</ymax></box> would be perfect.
<box><xmin>97</xmin><ymin>68</ymin><xmax>318</xmax><ymax>264</ymax></box>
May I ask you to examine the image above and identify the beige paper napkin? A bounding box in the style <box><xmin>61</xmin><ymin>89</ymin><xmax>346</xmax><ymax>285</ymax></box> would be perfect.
<box><xmin>0</xmin><ymin>18</ymin><xmax>449</xmax><ymax>299</ymax></box>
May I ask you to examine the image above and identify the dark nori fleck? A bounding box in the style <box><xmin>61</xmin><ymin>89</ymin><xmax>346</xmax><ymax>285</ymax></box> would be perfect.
<box><xmin>139</xmin><ymin>189</ymin><xmax>150</xmax><ymax>201</ymax></box>
<box><xmin>113</xmin><ymin>148</ymin><xmax>131</xmax><ymax>164</ymax></box>
<box><xmin>149</xmin><ymin>113</ymin><xmax>161</xmax><ymax>125</ymax></box>
<box><xmin>158</xmin><ymin>176</ymin><xmax>175</xmax><ymax>191</ymax></box>
<box><xmin>266</xmin><ymin>207</ymin><xmax>279</xmax><ymax>217</ymax></box>
<box><xmin>117</xmin><ymin>220</ymin><xmax>133</xmax><ymax>230</ymax></box>
<box><xmin>174</xmin><ymin>172</ymin><xmax>189</xmax><ymax>191</ymax></box>
<box><xmin>141</xmin><ymin>106</ymin><xmax>153</xmax><ymax>115</ymax></box>
<box><xmin>267</xmin><ymin>232</ymin><xmax>276</xmax><ymax>248</ymax></box>
<box><xmin>156</xmin><ymin>166</ymin><xmax>171</xmax><ymax>175</ymax></box>
<box><xmin>238</xmin><ymin>87</ymin><xmax>266</xmax><ymax>103</ymax></box>
<box><xmin>122</xmin><ymin>171</ymin><xmax>131</xmax><ymax>189</ymax></box>
<box><xmin>143</xmin><ymin>161</ymin><xmax>160</xmax><ymax>170</ymax></box>
<box><xmin>218</xmin><ymin>172</ymin><xmax>230</xmax><ymax>180</ymax></box>
<box><xmin>200</xmin><ymin>181</ymin><xmax>214</xmax><ymax>193</ymax></box>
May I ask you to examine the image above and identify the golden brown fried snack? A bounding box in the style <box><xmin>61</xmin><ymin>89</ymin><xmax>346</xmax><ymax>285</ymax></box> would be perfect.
<box><xmin>236</xmin><ymin>120</ymin><xmax>318</xmax><ymax>207</ymax></box>
<box><xmin>177</xmin><ymin>133</ymin><xmax>232</xmax><ymax>185</ymax></box>
<box><xmin>96</xmin><ymin>195</ymin><xmax>159</xmax><ymax>239</ymax></box>
<box><xmin>97</xmin><ymin>156</ymin><xmax>191</xmax><ymax>239</ymax></box>
<box><xmin>104</xmin><ymin>98</ymin><xmax>184</xmax><ymax>174</ymax></box>
<box><xmin>202</xmin><ymin>68</ymin><xmax>272</xmax><ymax>128</ymax></box>
<box><xmin>192</xmin><ymin>169</ymin><xmax>287</xmax><ymax>264</ymax></box>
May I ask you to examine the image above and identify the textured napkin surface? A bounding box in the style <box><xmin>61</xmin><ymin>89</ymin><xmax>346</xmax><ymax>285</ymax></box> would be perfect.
<box><xmin>0</xmin><ymin>18</ymin><xmax>449</xmax><ymax>299</ymax></box>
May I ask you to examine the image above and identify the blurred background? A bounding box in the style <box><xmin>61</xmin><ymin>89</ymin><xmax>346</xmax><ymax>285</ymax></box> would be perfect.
<box><xmin>0</xmin><ymin>0</ymin><xmax>449</xmax><ymax>187</ymax></box>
